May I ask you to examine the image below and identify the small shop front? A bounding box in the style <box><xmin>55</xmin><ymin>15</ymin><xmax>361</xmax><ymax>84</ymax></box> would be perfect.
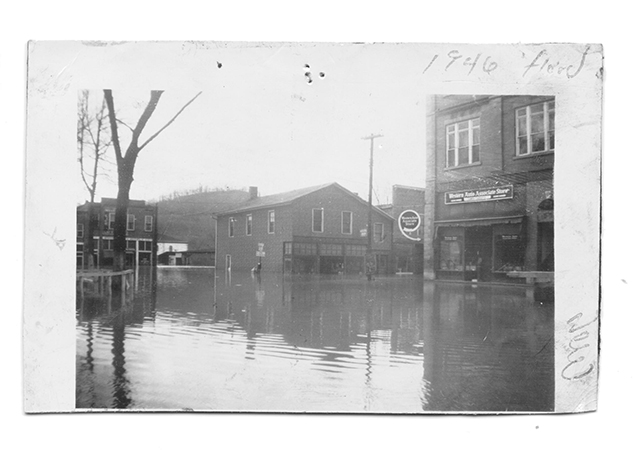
<box><xmin>284</xmin><ymin>241</ymin><xmax>388</xmax><ymax>275</ymax></box>
<box><xmin>435</xmin><ymin>216</ymin><xmax>526</xmax><ymax>282</ymax></box>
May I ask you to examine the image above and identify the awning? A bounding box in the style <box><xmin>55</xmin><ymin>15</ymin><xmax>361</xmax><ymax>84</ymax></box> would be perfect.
<box><xmin>434</xmin><ymin>215</ymin><xmax>524</xmax><ymax>228</ymax></box>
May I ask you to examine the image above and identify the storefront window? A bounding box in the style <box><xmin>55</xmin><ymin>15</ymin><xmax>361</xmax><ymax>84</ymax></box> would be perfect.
<box><xmin>319</xmin><ymin>244</ymin><xmax>342</xmax><ymax>256</ymax></box>
<box><xmin>439</xmin><ymin>238</ymin><xmax>463</xmax><ymax>271</ymax></box>
<box><xmin>493</xmin><ymin>235</ymin><xmax>525</xmax><ymax>272</ymax></box>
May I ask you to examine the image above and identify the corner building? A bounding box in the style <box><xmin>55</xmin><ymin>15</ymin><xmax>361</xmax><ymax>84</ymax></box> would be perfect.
<box><xmin>215</xmin><ymin>183</ymin><xmax>394</xmax><ymax>274</ymax></box>
<box><xmin>428</xmin><ymin>95</ymin><xmax>554</xmax><ymax>283</ymax></box>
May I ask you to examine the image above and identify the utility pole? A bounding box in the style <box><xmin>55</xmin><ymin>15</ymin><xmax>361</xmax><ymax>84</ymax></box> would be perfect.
<box><xmin>362</xmin><ymin>133</ymin><xmax>383</xmax><ymax>280</ymax></box>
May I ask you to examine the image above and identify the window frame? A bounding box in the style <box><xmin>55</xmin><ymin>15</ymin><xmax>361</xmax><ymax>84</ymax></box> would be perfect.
<box><xmin>268</xmin><ymin>210</ymin><xmax>275</xmax><ymax>234</ymax></box>
<box><xmin>445</xmin><ymin>118</ymin><xmax>480</xmax><ymax>168</ymax></box>
<box><xmin>105</xmin><ymin>211</ymin><xmax>115</xmax><ymax>231</ymax></box>
<box><xmin>229</xmin><ymin>217</ymin><xmax>236</xmax><ymax>237</ymax></box>
<box><xmin>144</xmin><ymin>215</ymin><xmax>153</xmax><ymax>232</ymax></box>
<box><xmin>341</xmin><ymin>211</ymin><xmax>353</xmax><ymax>235</ymax></box>
<box><xmin>127</xmin><ymin>214</ymin><xmax>136</xmax><ymax>231</ymax></box>
<box><xmin>77</xmin><ymin>223</ymin><xmax>84</xmax><ymax>239</ymax></box>
<box><xmin>515</xmin><ymin>101</ymin><xmax>555</xmax><ymax>156</ymax></box>
<box><xmin>246</xmin><ymin>214</ymin><xmax>253</xmax><ymax>236</ymax></box>
<box><xmin>312</xmin><ymin>208</ymin><xmax>324</xmax><ymax>233</ymax></box>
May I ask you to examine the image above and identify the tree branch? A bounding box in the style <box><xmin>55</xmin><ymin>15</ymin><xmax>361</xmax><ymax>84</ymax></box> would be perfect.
<box><xmin>116</xmin><ymin>118</ymin><xmax>135</xmax><ymax>133</ymax></box>
<box><xmin>130</xmin><ymin>90</ymin><xmax>165</xmax><ymax>149</ymax></box>
<box><xmin>139</xmin><ymin>91</ymin><xmax>202</xmax><ymax>151</ymax></box>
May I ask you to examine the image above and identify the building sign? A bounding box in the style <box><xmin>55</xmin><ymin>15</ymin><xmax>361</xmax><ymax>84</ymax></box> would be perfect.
<box><xmin>398</xmin><ymin>210</ymin><xmax>421</xmax><ymax>242</ymax></box>
<box><xmin>445</xmin><ymin>185</ymin><xmax>513</xmax><ymax>205</ymax></box>
<box><xmin>500</xmin><ymin>234</ymin><xmax>521</xmax><ymax>241</ymax></box>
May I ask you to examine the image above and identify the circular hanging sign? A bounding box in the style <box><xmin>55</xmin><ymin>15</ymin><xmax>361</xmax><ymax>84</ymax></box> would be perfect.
<box><xmin>398</xmin><ymin>210</ymin><xmax>421</xmax><ymax>232</ymax></box>
<box><xmin>398</xmin><ymin>210</ymin><xmax>421</xmax><ymax>242</ymax></box>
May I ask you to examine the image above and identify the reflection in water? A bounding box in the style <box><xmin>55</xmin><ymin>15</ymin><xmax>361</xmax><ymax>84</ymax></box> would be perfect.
<box><xmin>76</xmin><ymin>268</ymin><xmax>553</xmax><ymax>412</ymax></box>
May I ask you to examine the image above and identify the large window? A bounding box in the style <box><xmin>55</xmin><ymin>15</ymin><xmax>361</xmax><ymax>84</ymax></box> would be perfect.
<box><xmin>516</xmin><ymin>101</ymin><xmax>555</xmax><ymax>156</ymax></box>
<box><xmin>246</xmin><ymin>214</ymin><xmax>252</xmax><ymax>236</ymax></box>
<box><xmin>345</xmin><ymin>245</ymin><xmax>366</xmax><ymax>256</ymax></box>
<box><xmin>293</xmin><ymin>242</ymin><xmax>316</xmax><ymax>255</ymax></box>
<box><xmin>312</xmin><ymin>208</ymin><xmax>324</xmax><ymax>233</ymax></box>
<box><xmin>127</xmin><ymin>214</ymin><xmax>136</xmax><ymax>231</ymax></box>
<box><xmin>139</xmin><ymin>240</ymin><xmax>153</xmax><ymax>252</ymax></box>
<box><xmin>342</xmin><ymin>211</ymin><xmax>353</xmax><ymax>235</ymax></box>
<box><xmin>446</xmin><ymin>118</ymin><xmax>480</xmax><ymax>167</ymax></box>
<box><xmin>229</xmin><ymin>217</ymin><xmax>236</xmax><ymax>237</ymax></box>
<box><xmin>319</xmin><ymin>244</ymin><xmax>342</xmax><ymax>256</ymax></box>
<box><xmin>144</xmin><ymin>215</ymin><xmax>153</xmax><ymax>232</ymax></box>
<box><xmin>268</xmin><ymin>210</ymin><xmax>275</xmax><ymax>234</ymax></box>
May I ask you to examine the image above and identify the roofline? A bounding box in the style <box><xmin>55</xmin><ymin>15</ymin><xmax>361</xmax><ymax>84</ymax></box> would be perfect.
<box><xmin>216</xmin><ymin>182</ymin><xmax>394</xmax><ymax>221</ymax></box>
<box><xmin>392</xmin><ymin>184</ymin><xmax>425</xmax><ymax>192</ymax></box>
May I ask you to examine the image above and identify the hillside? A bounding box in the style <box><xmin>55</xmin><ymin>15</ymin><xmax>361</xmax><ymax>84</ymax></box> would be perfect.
<box><xmin>156</xmin><ymin>189</ymin><xmax>250</xmax><ymax>250</ymax></box>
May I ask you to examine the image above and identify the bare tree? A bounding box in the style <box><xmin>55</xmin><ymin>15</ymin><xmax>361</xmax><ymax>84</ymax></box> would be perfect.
<box><xmin>77</xmin><ymin>90</ymin><xmax>112</xmax><ymax>269</ymax></box>
<box><xmin>103</xmin><ymin>89</ymin><xmax>202</xmax><ymax>271</ymax></box>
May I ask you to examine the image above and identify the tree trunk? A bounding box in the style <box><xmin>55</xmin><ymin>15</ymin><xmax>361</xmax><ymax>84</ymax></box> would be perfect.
<box><xmin>113</xmin><ymin>162</ymin><xmax>135</xmax><ymax>272</ymax></box>
<box><xmin>83</xmin><ymin>202</ymin><xmax>96</xmax><ymax>269</ymax></box>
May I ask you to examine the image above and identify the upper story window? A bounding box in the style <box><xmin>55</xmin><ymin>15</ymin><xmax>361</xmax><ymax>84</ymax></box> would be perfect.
<box><xmin>127</xmin><ymin>214</ymin><xmax>136</xmax><ymax>231</ymax></box>
<box><xmin>312</xmin><ymin>208</ymin><xmax>324</xmax><ymax>233</ymax></box>
<box><xmin>446</xmin><ymin>118</ymin><xmax>480</xmax><ymax>168</ymax></box>
<box><xmin>342</xmin><ymin>211</ymin><xmax>353</xmax><ymax>235</ymax></box>
<box><xmin>104</xmin><ymin>211</ymin><xmax>115</xmax><ymax>231</ymax></box>
<box><xmin>516</xmin><ymin>101</ymin><xmax>555</xmax><ymax>156</ymax></box>
<box><xmin>229</xmin><ymin>217</ymin><xmax>236</xmax><ymax>237</ymax></box>
<box><xmin>268</xmin><ymin>210</ymin><xmax>275</xmax><ymax>234</ymax></box>
<box><xmin>246</xmin><ymin>214</ymin><xmax>252</xmax><ymax>236</ymax></box>
<box><xmin>77</xmin><ymin>223</ymin><xmax>84</xmax><ymax>239</ymax></box>
<box><xmin>144</xmin><ymin>215</ymin><xmax>153</xmax><ymax>232</ymax></box>
<box><xmin>374</xmin><ymin>223</ymin><xmax>384</xmax><ymax>243</ymax></box>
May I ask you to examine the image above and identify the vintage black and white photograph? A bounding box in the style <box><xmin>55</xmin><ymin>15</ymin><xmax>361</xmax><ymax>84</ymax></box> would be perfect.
<box><xmin>23</xmin><ymin>42</ymin><xmax>602</xmax><ymax>414</ymax></box>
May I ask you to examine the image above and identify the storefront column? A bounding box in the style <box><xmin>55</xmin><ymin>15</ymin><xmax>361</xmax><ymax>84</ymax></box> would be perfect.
<box><xmin>424</xmin><ymin>95</ymin><xmax>437</xmax><ymax>280</ymax></box>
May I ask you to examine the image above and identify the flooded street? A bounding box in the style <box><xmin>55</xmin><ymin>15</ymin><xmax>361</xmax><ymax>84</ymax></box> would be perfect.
<box><xmin>76</xmin><ymin>268</ymin><xmax>554</xmax><ymax>412</ymax></box>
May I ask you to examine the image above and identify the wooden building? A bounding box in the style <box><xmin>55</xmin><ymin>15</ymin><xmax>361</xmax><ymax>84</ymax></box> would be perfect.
<box><xmin>215</xmin><ymin>183</ymin><xmax>394</xmax><ymax>274</ymax></box>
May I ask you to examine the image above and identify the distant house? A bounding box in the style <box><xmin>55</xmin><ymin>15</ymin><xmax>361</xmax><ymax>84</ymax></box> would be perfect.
<box><xmin>77</xmin><ymin>198</ymin><xmax>157</xmax><ymax>269</ymax></box>
<box><xmin>215</xmin><ymin>183</ymin><xmax>394</xmax><ymax>274</ymax></box>
<box><xmin>157</xmin><ymin>234</ymin><xmax>189</xmax><ymax>266</ymax></box>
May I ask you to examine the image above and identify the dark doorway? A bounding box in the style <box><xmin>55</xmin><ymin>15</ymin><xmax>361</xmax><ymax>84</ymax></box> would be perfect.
<box><xmin>538</xmin><ymin>222</ymin><xmax>554</xmax><ymax>271</ymax></box>
<box><xmin>465</xmin><ymin>226</ymin><xmax>492</xmax><ymax>281</ymax></box>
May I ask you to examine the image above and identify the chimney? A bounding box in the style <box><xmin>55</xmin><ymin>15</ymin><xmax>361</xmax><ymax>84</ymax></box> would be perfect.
<box><xmin>249</xmin><ymin>186</ymin><xmax>258</xmax><ymax>200</ymax></box>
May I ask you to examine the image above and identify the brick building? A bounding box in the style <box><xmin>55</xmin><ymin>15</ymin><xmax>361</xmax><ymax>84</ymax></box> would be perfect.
<box><xmin>425</xmin><ymin>95</ymin><xmax>554</xmax><ymax>282</ymax></box>
<box><xmin>215</xmin><ymin>183</ymin><xmax>394</xmax><ymax>274</ymax></box>
<box><xmin>76</xmin><ymin>198</ymin><xmax>158</xmax><ymax>269</ymax></box>
<box><xmin>378</xmin><ymin>185</ymin><xmax>425</xmax><ymax>274</ymax></box>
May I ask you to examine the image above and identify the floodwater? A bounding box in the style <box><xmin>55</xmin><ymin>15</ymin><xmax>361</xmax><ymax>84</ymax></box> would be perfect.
<box><xmin>76</xmin><ymin>268</ymin><xmax>554</xmax><ymax>412</ymax></box>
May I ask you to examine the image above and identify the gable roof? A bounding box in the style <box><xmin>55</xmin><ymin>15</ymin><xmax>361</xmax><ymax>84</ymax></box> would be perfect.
<box><xmin>216</xmin><ymin>182</ymin><xmax>393</xmax><ymax>220</ymax></box>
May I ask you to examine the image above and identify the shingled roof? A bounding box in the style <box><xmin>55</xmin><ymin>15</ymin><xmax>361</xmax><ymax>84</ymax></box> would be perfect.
<box><xmin>216</xmin><ymin>182</ymin><xmax>393</xmax><ymax>219</ymax></box>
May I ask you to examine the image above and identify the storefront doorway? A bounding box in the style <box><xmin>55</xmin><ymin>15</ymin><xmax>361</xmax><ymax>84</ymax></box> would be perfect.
<box><xmin>465</xmin><ymin>226</ymin><xmax>492</xmax><ymax>281</ymax></box>
<box><xmin>538</xmin><ymin>222</ymin><xmax>554</xmax><ymax>271</ymax></box>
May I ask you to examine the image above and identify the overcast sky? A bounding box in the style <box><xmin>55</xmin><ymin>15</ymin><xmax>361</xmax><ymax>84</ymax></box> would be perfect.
<box><xmin>76</xmin><ymin>42</ymin><xmax>431</xmax><ymax>205</ymax></box>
